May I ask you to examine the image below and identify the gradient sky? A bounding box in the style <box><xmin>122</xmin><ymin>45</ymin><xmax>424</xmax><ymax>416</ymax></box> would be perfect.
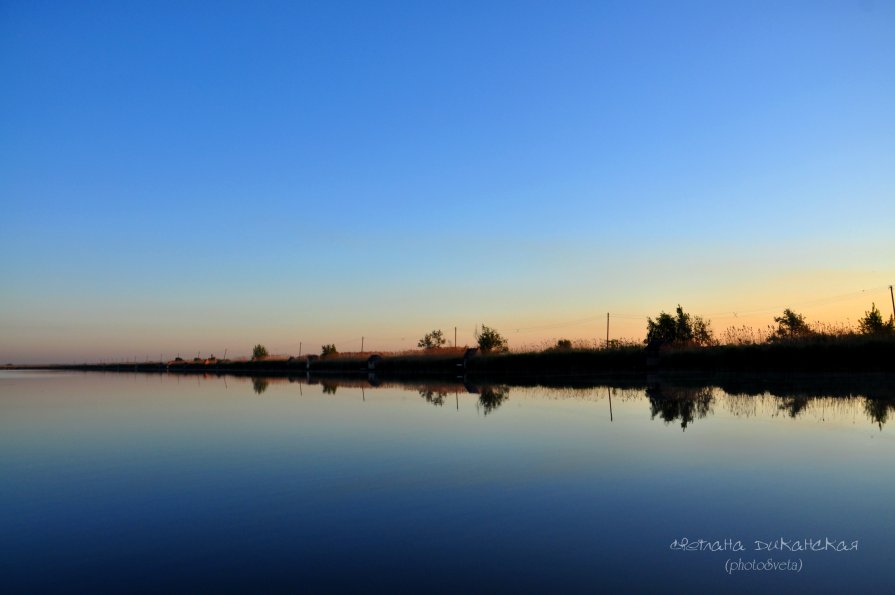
<box><xmin>2</xmin><ymin>0</ymin><xmax>894</xmax><ymax>363</ymax></box>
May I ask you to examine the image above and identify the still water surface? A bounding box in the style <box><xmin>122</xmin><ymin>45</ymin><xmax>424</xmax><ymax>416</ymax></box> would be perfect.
<box><xmin>1</xmin><ymin>371</ymin><xmax>893</xmax><ymax>593</ymax></box>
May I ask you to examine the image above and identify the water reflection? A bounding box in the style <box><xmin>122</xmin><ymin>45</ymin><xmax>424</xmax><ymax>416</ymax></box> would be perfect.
<box><xmin>778</xmin><ymin>395</ymin><xmax>811</xmax><ymax>418</ymax></box>
<box><xmin>2</xmin><ymin>370</ymin><xmax>893</xmax><ymax>592</ymax></box>
<box><xmin>419</xmin><ymin>389</ymin><xmax>448</xmax><ymax>406</ymax></box>
<box><xmin>477</xmin><ymin>385</ymin><xmax>510</xmax><ymax>415</ymax></box>
<box><xmin>646</xmin><ymin>385</ymin><xmax>713</xmax><ymax>430</ymax></box>
<box><xmin>192</xmin><ymin>372</ymin><xmax>895</xmax><ymax>430</ymax></box>
<box><xmin>865</xmin><ymin>398</ymin><xmax>895</xmax><ymax>430</ymax></box>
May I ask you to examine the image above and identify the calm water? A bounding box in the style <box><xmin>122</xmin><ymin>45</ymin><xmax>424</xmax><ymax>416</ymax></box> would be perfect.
<box><xmin>1</xmin><ymin>371</ymin><xmax>893</xmax><ymax>593</ymax></box>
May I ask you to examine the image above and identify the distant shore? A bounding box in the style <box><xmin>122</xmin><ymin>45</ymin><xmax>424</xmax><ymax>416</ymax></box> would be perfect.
<box><xmin>9</xmin><ymin>333</ymin><xmax>894</xmax><ymax>379</ymax></box>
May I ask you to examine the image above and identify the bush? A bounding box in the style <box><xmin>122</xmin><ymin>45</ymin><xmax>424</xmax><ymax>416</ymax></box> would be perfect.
<box><xmin>858</xmin><ymin>303</ymin><xmax>894</xmax><ymax>335</ymax></box>
<box><xmin>646</xmin><ymin>305</ymin><xmax>713</xmax><ymax>346</ymax></box>
<box><xmin>770</xmin><ymin>309</ymin><xmax>811</xmax><ymax>341</ymax></box>
<box><xmin>555</xmin><ymin>339</ymin><xmax>573</xmax><ymax>350</ymax></box>
<box><xmin>418</xmin><ymin>329</ymin><xmax>447</xmax><ymax>349</ymax></box>
<box><xmin>321</xmin><ymin>344</ymin><xmax>338</xmax><ymax>357</ymax></box>
<box><xmin>475</xmin><ymin>324</ymin><xmax>508</xmax><ymax>353</ymax></box>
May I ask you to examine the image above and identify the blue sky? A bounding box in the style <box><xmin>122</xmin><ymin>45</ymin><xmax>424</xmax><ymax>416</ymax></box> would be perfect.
<box><xmin>2</xmin><ymin>1</ymin><xmax>894</xmax><ymax>362</ymax></box>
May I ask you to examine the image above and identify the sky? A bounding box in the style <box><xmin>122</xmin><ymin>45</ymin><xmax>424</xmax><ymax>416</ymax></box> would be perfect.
<box><xmin>1</xmin><ymin>0</ymin><xmax>894</xmax><ymax>363</ymax></box>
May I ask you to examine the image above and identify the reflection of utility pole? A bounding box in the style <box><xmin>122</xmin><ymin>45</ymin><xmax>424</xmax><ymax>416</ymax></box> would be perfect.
<box><xmin>608</xmin><ymin>386</ymin><xmax>613</xmax><ymax>422</ymax></box>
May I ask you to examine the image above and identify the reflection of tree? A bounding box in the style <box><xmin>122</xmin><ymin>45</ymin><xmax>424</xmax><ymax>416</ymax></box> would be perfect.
<box><xmin>419</xmin><ymin>389</ymin><xmax>447</xmax><ymax>406</ymax></box>
<box><xmin>864</xmin><ymin>398</ymin><xmax>895</xmax><ymax>430</ymax></box>
<box><xmin>478</xmin><ymin>385</ymin><xmax>510</xmax><ymax>415</ymax></box>
<box><xmin>777</xmin><ymin>396</ymin><xmax>810</xmax><ymax>418</ymax></box>
<box><xmin>322</xmin><ymin>382</ymin><xmax>338</xmax><ymax>395</ymax></box>
<box><xmin>252</xmin><ymin>378</ymin><xmax>269</xmax><ymax>395</ymax></box>
<box><xmin>647</xmin><ymin>385</ymin><xmax>713</xmax><ymax>430</ymax></box>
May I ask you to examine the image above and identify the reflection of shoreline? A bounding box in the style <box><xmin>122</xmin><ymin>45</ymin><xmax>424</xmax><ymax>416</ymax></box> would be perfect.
<box><xmin>237</xmin><ymin>369</ymin><xmax>894</xmax><ymax>397</ymax></box>
<box><xmin>228</xmin><ymin>371</ymin><xmax>895</xmax><ymax>430</ymax></box>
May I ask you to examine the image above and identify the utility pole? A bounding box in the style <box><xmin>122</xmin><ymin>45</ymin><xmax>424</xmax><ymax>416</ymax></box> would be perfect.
<box><xmin>361</xmin><ymin>336</ymin><xmax>364</xmax><ymax>352</ymax></box>
<box><xmin>606</xmin><ymin>312</ymin><xmax>610</xmax><ymax>348</ymax></box>
<box><xmin>890</xmin><ymin>285</ymin><xmax>895</xmax><ymax>322</ymax></box>
<box><xmin>454</xmin><ymin>326</ymin><xmax>457</xmax><ymax>348</ymax></box>
<box><xmin>299</xmin><ymin>342</ymin><xmax>302</xmax><ymax>357</ymax></box>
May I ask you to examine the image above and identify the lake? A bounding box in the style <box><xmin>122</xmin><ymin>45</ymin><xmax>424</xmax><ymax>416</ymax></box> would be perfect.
<box><xmin>1</xmin><ymin>370</ymin><xmax>893</xmax><ymax>593</ymax></box>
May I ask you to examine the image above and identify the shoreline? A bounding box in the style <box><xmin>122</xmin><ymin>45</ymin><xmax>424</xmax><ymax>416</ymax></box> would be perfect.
<box><xmin>7</xmin><ymin>334</ymin><xmax>893</xmax><ymax>381</ymax></box>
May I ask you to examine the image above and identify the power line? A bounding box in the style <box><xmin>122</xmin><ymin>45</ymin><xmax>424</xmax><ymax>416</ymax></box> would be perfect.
<box><xmin>704</xmin><ymin>285</ymin><xmax>890</xmax><ymax>319</ymax></box>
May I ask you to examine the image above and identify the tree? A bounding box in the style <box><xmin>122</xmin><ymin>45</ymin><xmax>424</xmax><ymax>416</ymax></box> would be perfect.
<box><xmin>252</xmin><ymin>344</ymin><xmax>269</xmax><ymax>359</ymax></box>
<box><xmin>646</xmin><ymin>312</ymin><xmax>677</xmax><ymax>345</ymax></box>
<box><xmin>771</xmin><ymin>309</ymin><xmax>811</xmax><ymax>340</ymax></box>
<box><xmin>858</xmin><ymin>303</ymin><xmax>895</xmax><ymax>335</ymax></box>
<box><xmin>691</xmin><ymin>315</ymin><xmax>714</xmax><ymax>346</ymax></box>
<box><xmin>417</xmin><ymin>329</ymin><xmax>447</xmax><ymax>349</ymax></box>
<box><xmin>475</xmin><ymin>324</ymin><xmax>508</xmax><ymax>353</ymax></box>
<box><xmin>321</xmin><ymin>344</ymin><xmax>338</xmax><ymax>357</ymax></box>
<box><xmin>646</xmin><ymin>305</ymin><xmax>714</xmax><ymax>346</ymax></box>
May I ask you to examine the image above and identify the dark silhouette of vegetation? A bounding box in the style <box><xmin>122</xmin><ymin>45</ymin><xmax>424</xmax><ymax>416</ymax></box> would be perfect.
<box><xmin>419</xmin><ymin>389</ymin><xmax>447</xmax><ymax>406</ymax></box>
<box><xmin>646</xmin><ymin>385</ymin><xmax>713</xmax><ymax>430</ymax></box>
<box><xmin>47</xmin><ymin>296</ymin><xmax>895</xmax><ymax>378</ymax></box>
<box><xmin>475</xmin><ymin>324</ymin><xmax>508</xmax><ymax>353</ymax></box>
<box><xmin>865</xmin><ymin>398</ymin><xmax>895</xmax><ymax>430</ymax></box>
<box><xmin>418</xmin><ymin>329</ymin><xmax>447</xmax><ymax>349</ymax></box>
<box><xmin>478</xmin><ymin>385</ymin><xmax>509</xmax><ymax>415</ymax></box>
<box><xmin>777</xmin><ymin>395</ymin><xmax>811</xmax><ymax>418</ymax></box>
<box><xmin>465</xmin><ymin>345</ymin><xmax>644</xmax><ymax>378</ymax></box>
<box><xmin>252</xmin><ymin>378</ymin><xmax>269</xmax><ymax>394</ymax></box>
<box><xmin>858</xmin><ymin>303</ymin><xmax>894</xmax><ymax>335</ymax></box>
<box><xmin>646</xmin><ymin>305</ymin><xmax>713</xmax><ymax>346</ymax></box>
<box><xmin>771</xmin><ymin>309</ymin><xmax>811</xmax><ymax>341</ymax></box>
<box><xmin>321</xmin><ymin>382</ymin><xmax>338</xmax><ymax>394</ymax></box>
